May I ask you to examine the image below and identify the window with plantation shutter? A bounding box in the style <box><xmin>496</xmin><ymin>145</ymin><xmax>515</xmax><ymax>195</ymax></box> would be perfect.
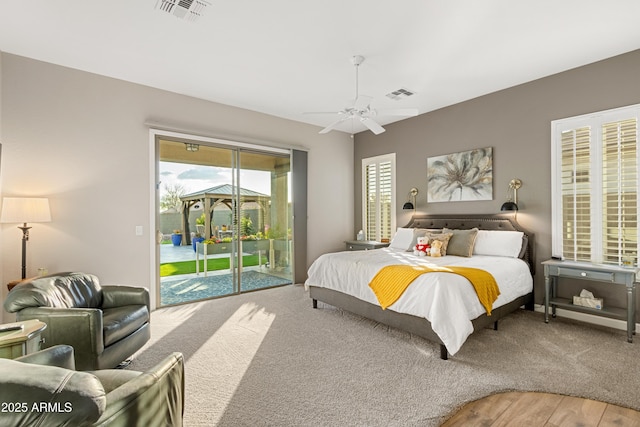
<box><xmin>552</xmin><ymin>104</ymin><xmax>640</xmax><ymax>266</ymax></box>
<box><xmin>362</xmin><ymin>153</ymin><xmax>396</xmax><ymax>242</ymax></box>
<box><xmin>559</xmin><ymin>126</ymin><xmax>592</xmax><ymax>262</ymax></box>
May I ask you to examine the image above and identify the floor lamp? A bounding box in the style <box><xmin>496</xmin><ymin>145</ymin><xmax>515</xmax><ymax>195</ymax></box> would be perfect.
<box><xmin>0</xmin><ymin>197</ymin><xmax>51</xmax><ymax>279</ymax></box>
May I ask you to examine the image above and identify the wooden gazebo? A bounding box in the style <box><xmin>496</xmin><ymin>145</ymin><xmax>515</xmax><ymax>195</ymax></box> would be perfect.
<box><xmin>179</xmin><ymin>184</ymin><xmax>270</xmax><ymax>244</ymax></box>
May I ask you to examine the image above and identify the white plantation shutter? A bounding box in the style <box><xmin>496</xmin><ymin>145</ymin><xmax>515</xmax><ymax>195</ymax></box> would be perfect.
<box><xmin>364</xmin><ymin>163</ymin><xmax>378</xmax><ymax>239</ymax></box>
<box><xmin>602</xmin><ymin>118</ymin><xmax>638</xmax><ymax>265</ymax></box>
<box><xmin>560</xmin><ymin>126</ymin><xmax>592</xmax><ymax>262</ymax></box>
<box><xmin>378</xmin><ymin>161</ymin><xmax>393</xmax><ymax>240</ymax></box>
<box><xmin>552</xmin><ymin>104</ymin><xmax>640</xmax><ymax>266</ymax></box>
<box><xmin>362</xmin><ymin>154</ymin><xmax>396</xmax><ymax>242</ymax></box>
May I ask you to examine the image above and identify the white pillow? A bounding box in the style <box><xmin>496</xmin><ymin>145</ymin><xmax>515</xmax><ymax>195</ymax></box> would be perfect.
<box><xmin>473</xmin><ymin>230</ymin><xmax>524</xmax><ymax>258</ymax></box>
<box><xmin>389</xmin><ymin>228</ymin><xmax>418</xmax><ymax>251</ymax></box>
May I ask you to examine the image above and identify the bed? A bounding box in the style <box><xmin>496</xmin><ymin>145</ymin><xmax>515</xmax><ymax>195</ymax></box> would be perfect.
<box><xmin>305</xmin><ymin>214</ymin><xmax>535</xmax><ymax>360</ymax></box>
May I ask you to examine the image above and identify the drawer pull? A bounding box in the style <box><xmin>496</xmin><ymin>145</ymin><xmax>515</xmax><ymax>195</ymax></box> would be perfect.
<box><xmin>581</xmin><ymin>272</ymin><xmax>587</xmax><ymax>277</ymax></box>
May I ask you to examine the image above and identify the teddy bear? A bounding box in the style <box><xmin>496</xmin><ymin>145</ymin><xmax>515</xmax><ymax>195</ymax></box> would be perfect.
<box><xmin>413</xmin><ymin>236</ymin><xmax>430</xmax><ymax>256</ymax></box>
<box><xmin>429</xmin><ymin>240</ymin><xmax>444</xmax><ymax>257</ymax></box>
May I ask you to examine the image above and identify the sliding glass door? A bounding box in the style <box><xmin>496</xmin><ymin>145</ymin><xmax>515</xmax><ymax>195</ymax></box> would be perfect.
<box><xmin>237</xmin><ymin>150</ymin><xmax>292</xmax><ymax>292</ymax></box>
<box><xmin>156</xmin><ymin>136</ymin><xmax>293</xmax><ymax>306</ymax></box>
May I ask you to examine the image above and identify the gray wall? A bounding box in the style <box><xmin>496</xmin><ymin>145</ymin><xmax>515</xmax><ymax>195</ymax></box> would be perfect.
<box><xmin>0</xmin><ymin>52</ymin><xmax>354</xmax><ymax>320</ymax></box>
<box><xmin>354</xmin><ymin>49</ymin><xmax>640</xmax><ymax>314</ymax></box>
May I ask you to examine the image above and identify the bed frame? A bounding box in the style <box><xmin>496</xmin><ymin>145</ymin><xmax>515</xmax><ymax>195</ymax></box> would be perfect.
<box><xmin>310</xmin><ymin>214</ymin><xmax>535</xmax><ymax>360</ymax></box>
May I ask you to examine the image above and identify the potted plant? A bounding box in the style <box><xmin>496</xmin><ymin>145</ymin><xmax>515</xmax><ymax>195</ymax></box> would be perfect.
<box><xmin>195</xmin><ymin>213</ymin><xmax>206</xmax><ymax>235</ymax></box>
<box><xmin>192</xmin><ymin>233</ymin><xmax>205</xmax><ymax>252</ymax></box>
<box><xmin>171</xmin><ymin>230</ymin><xmax>182</xmax><ymax>246</ymax></box>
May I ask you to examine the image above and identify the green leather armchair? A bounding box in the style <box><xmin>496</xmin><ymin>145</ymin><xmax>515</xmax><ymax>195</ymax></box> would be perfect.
<box><xmin>3</xmin><ymin>272</ymin><xmax>150</xmax><ymax>370</ymax></box>
<box><xmin>0</xmin><ymin>345</ymin><xmax>184</xmax><ymax>426</ymax></box>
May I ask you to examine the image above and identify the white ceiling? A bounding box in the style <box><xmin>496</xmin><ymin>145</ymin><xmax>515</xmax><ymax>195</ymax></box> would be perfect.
<box><xmin>1</xmin><ymin>0</ymin><xmax>640</xmax><ymax>135</ymax></box>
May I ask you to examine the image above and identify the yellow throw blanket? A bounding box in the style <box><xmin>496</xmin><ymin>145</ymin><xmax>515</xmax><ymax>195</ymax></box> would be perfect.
<box><xmin>368</xmin><ymin>265</ymin><xmax>500</xmax><ymax>315</ymax></box>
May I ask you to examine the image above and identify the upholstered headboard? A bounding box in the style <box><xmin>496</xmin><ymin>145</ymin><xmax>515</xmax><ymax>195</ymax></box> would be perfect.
<box><xmin>404</xmin><ymin>214</ymin><xmax>535</xmax><ymax>274</ymax></box>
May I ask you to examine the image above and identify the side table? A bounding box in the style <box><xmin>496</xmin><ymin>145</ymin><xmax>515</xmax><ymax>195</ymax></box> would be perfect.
<box><xmin>0</xmin><ymin>319</ymin><xmax>47</xmax><ymax>359</ymax></box>
<box><xmin>542</xmin><ymin>259</ymin><xmax>638</xmax><ymax>342</ymax></box>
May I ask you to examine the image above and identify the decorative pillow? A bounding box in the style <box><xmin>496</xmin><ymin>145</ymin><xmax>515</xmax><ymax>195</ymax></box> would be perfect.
<box><xmin>416</xmin><ymin>228</ymin><xmax>441</xmax><ymax>235</ymax></box>
<box><xmin>443</xmin><ymin>228</ymin><xmax>479</xmax><ymax>257</ymax></box>
<box><xmin>473</xmin><ymin>230</ymin><xmax>524</xmax><ymax>258</ymax></box>
<box><xmin>424</xmin><ymin>232</ymin><xmax>453</xmax><ymax>256</ymax></box>
<box><xmin>389</xmin><ymin>228</ymin><xmax>417</xmax><ymax>251</ymax></box>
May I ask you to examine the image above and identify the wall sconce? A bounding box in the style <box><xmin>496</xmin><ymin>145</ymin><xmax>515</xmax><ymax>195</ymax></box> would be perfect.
<box><xmin>0</xmin><ymin>197</ymin><xmax>52</xmax><ymax>279</ymax></box>
<box><xmin>500</xmin><ymin>179</ymin><xmax>522</xmax><ymax>212</ymax></box>
<box><xmin>403</xmin><ymin>188</ymin><xmax>418</xmax><ymax>211</ymax></box>
<box><xmin>185</xmin><ymin>143</ymin><xmax>199</xmax><ymax>152</ymax></box>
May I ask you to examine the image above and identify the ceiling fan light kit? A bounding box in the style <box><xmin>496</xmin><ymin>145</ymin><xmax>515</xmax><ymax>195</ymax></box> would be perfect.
<box><xmin>307</xmin><ymin>55</ymin><xmax>419</xmax><ymax>135</ymax></box>
<box><xmin>351</xmin><ymin>55</ymin><xmax>365</xmax><ymax>67</ymax></box>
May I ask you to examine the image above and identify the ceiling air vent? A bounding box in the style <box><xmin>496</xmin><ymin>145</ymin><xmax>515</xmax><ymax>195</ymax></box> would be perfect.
<box><xmin>155</xmin><ymin>0</ymin><xmax>211</xmax><ymax>21</ymax></box>
<box><xmin>385</xmin><ymin>88</ymin><xmax>416</xmax><ymax>101</ymax></box>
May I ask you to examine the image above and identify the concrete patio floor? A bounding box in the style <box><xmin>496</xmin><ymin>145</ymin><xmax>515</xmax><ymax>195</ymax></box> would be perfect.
<box><xmin>160</xmin><ymin>243</ymin><xmax>205</xmax><ymax>263</ymax></box>
<box><xmin>158</xmin><ymin>244</ymin><xmax>292</xmax><ymax>305</ymax></box>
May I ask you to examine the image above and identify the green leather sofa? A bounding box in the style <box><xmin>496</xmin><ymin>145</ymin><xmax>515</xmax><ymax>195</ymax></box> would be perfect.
<box><xmin>0</xmin><ymin>345</ymin><xmax>184</xmax><ymax>426</ymax></box>
<box><xmin>3</xmin><ymin>272</ymin><xmax>150</xmax><ymax>370</ymax></box>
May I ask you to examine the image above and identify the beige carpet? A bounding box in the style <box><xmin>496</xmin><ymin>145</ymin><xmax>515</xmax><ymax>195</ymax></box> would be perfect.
<box><xmin>127</xmin><ymin>284</ymin><xmax>640</xmax><ymax>426</ymax></box>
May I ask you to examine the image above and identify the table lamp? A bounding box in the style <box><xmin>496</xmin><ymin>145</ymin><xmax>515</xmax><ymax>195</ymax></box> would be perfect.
<box><xmin>0</xmin><ymin>197</ymin><xmax>51</xmax><ymax>279</ymax></box>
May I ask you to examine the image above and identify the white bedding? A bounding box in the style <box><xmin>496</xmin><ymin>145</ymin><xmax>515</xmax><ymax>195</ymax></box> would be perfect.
<box><xmin>305</xmin><ymin>247</ymin><xmax>533</xmax><ymax>355</ymax></box>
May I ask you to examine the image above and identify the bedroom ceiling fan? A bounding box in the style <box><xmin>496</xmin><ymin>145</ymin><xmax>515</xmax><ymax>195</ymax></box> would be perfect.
<box><xmin>305</xmin><ymin>55</ymin><xmax>419</xmax><ymax>135</ymax></box>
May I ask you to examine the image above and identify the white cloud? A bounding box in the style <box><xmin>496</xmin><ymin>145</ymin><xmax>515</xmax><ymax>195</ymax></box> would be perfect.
<box><xmin>159</xmin><ymin>162</ymin><xmax>274</xmax><ymax>197</ymax></box>
<box><xmin>177</xmin><ymin>166</ymin><xmax>228</xmax><ymax>181</ymax></box>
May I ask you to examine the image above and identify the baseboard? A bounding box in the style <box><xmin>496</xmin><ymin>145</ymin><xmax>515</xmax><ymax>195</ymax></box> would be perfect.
<box><xmin>533</xmin><ymin>304</ymin><xmax>640</xmax><ymax>334</ymax></box>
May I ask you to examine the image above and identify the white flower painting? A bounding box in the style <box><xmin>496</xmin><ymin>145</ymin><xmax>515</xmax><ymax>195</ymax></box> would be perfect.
<box><xmin>427</xmin><ymin>147</ymin><xmax>493</xmax><ymax>202</ymax></box>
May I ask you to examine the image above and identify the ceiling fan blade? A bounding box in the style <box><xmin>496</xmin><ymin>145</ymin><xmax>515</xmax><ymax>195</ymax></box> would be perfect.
<box><xmin>377</xmin><ymin>108</ymin><xmax>419</xmax><ymax>117</ymax></box>
<box><xmin>319</xmin><ymin>116</ymin><xmax>350</xmax><ymax>134</ymax></box>
<box><xmin>360</xmin><ymin>117</ymin><xmax>386</xmax><ymax>135</ymax></box>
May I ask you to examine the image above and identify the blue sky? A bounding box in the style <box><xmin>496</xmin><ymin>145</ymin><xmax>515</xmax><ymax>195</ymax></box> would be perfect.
<box><xmin>159</xmin><ymin>162</ymin><xmax>272</xmax><ymax>198</ymax></box>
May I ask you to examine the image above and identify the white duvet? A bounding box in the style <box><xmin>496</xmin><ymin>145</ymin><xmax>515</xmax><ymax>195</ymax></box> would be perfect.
<box><xmin>305</xmin><ymin>248</ymin><xmax>533</xmax><ymax>355</ymax></box>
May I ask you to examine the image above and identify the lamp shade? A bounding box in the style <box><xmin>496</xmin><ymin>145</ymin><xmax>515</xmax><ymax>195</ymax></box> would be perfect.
<box><xmin>402</xmin><ymin>202</ymin><xmax>415</xmax><ymax>210</ymax></box>
<box><xmin>500</xmin><ymin>201</ymin><xmax>518</xmax><ymax>211</ymax></box>
<box><xmin>0</xmin><ymin>198</ymin><xmax>51</xmax><ymax>223</ymax></box>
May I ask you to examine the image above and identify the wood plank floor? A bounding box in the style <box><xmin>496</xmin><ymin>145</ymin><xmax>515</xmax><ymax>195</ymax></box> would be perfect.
<box><xmin>442</xmin><ymin>391</ymin><xmax>640</xmax><ymax>426</ymax></box>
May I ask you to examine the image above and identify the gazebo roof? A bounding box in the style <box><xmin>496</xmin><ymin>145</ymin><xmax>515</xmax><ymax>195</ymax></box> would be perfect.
<box><xmin>181</xmin><ymin>184</ymin><xmax>269</xmax><ymax>201</ymax></box>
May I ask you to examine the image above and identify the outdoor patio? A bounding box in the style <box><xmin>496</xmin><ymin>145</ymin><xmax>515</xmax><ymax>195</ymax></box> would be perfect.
<box><xmin>159</xmin><ymin>244</ymin><xmax>292</xmax><ymax>306</ymax></box>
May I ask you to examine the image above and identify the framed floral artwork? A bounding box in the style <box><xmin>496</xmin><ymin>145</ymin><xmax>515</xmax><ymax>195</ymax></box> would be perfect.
<box><xmin>427</xmin><ymin>147</ymin><xmax>493</xmax><ymax>202</ymax></box>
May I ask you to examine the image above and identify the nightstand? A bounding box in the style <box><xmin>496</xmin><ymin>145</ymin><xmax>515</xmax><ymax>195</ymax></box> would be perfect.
<box><xmin>542</xmin><ymin>259</ymin><xmax>638</xmax><ymax>342</ymax></box>
<box><xmin>0</xmin><ymin>319</ymin><xmax>47</xmax><ymax>359</ymax></box>
<box><xmin>345</xmin><ymin>240</ymin><xmax>390</xmax><ymax>251</ymax></box>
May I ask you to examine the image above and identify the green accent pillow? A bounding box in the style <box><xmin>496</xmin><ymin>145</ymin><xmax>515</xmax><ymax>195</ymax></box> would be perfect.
<box><xmin>443</xmin><ymin>228</ymin><xmax>479</xmax><ymax>257</ymax></box>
